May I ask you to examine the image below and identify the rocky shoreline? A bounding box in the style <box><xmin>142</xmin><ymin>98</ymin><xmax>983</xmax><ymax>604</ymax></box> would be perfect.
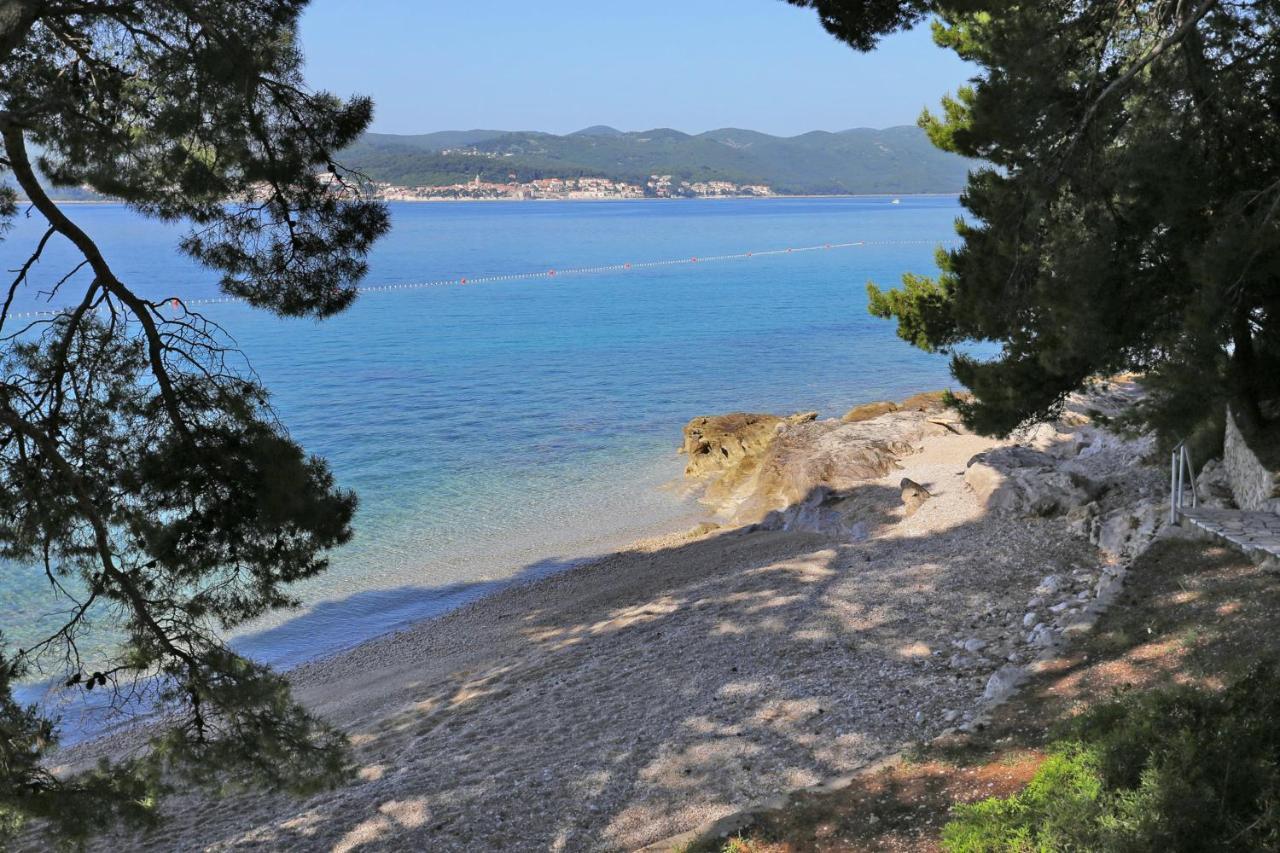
<box><xmin>644</xmin><ymin>380</ymin><xmax>1246</xmax><ymax>851</ymax></box>
<box><xmin>48</xmin><ymin>379</ymin><xmax>1192</xmax><ymax>853</ymax></box>
<box><xmin>674</xmin><ymin>378</ymin><xmax>1200</xmax><ymax>730</ymax></box>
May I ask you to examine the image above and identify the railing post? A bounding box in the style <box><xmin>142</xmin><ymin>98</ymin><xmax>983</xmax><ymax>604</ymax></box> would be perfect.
<box><xmin>1177</xmin><ymin>447</ymin><xmax>1184</xmax><ymax>521</ymax></box>
<box><xmin>1185</xmin><ymin>446</ymin><xmax>1197</xmax><ymax>509</ymax></box>
<box><xmin>1171</xmin><ymin>449</ymin><xmax>1179</xmax><ymax>525</ymax></box>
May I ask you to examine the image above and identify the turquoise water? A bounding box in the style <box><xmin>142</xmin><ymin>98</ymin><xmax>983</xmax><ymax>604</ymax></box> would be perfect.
<box><xmin>1</xmin><ymin>197</ymin><xmax>961</xmax><ymax>672</ymax></box>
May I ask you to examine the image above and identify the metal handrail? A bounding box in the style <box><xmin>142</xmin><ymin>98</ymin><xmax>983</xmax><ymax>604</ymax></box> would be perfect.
<box><xmin>1170</xmin><ymin>441</ymin><xmax>1197</xmax><ymax>525</ymax></box>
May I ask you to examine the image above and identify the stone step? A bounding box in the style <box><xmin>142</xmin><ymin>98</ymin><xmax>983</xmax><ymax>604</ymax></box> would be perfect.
<box><xmin>1180</xmin><ymin>508</ymin><xmax>1280</xmax><ymax>558</ymax></box>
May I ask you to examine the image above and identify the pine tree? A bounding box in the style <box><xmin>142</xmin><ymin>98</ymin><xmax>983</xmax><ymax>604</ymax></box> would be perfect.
<box><xmin>1</xmin><ymin>2</ymin><xmax>388</xmax><ymax>843</ymax></box>
<box><xmin>784</xmin><ymin>0</ymin><xmax>929</xmax><ymax>51</ymax></box>
<box><xmin>792</xmin><ymin>0</ymin><xmax>1280</xmax><ymax>438</ymax></box>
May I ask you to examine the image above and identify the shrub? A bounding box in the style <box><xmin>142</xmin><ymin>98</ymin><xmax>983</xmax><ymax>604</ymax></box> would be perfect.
<box><xmin>942</xmin><ymin>662</ymin><xmax>1280</xmax><ymax>852</ymax></box>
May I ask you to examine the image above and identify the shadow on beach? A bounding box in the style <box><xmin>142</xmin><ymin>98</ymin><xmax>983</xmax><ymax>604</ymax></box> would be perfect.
<box><xmin>60</xmin><ymin>470</ymin><xmax>1101</xmax><ymax>853</ymax></box>
<box><xmin>23</xmin><ymin>558</ymin><xmax>599</xmax><ymax>750</ymax></box>
<box><xmin>233</xmin><ymin>553</ymin><xmax>598</xmax><ymax>671</ymax></box>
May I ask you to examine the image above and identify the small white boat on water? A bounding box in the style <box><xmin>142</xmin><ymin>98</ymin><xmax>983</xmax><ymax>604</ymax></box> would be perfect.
<box><xmin>891</xmin><ymin>198</ymin><xmax>902</xmax><ymax>204</ymax></box>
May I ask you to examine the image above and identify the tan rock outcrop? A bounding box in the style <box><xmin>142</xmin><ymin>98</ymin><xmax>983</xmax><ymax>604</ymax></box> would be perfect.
<box><xmin>900</xmin><ymin>390</ymin><xmax>951</xmax><ymax>412</ymax></box>
<box><xmin>841</xmin><ymin>401</ymin><xmax>898</xmax><ymax>423</ymax></box>
<box><xmin>680</xmin><ymin>412</ymin><xmax>817</xmax><ymax>478</ymax></box>
<box><xmin>680</xmin><ymin>413</ymin><xmax>785</xmax><ymax>480</ymax></box>
<box><xmin>682</xmin><ymin>405</ymin><xmax>957</xmax><ymax>525</ymax></box>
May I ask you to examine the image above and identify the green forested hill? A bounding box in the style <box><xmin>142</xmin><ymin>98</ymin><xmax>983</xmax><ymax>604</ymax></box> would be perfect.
<box><xmin>340</xmin><ymin>125</ymin><xmax>973</xmax><ymax>195</ymax></box>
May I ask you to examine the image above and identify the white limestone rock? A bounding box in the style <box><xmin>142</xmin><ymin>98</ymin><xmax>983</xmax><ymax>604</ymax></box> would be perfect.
<box><xmin>1095</xmin><ymin>497</ymin><xmax>1165</xmax><ymax>559</ymax></box>
<box><xmin>1035</xmin><ymin>575</ymin><xmax>1064</xmax><ymax>596</ymax></box>
<box><xmin>1195</xmin><ymin>458</ymin><xmax>1236</xmax><ymax>509</ymax></box>
<box><xmin>965</xmin><ymin>446</ymin><xmax>1101</xmax><ymax>517</ymax></box>
<box><xmin>983</xmin><ymin>664</ymin><xmax>1027</xmax><ymax>703</ymax></box>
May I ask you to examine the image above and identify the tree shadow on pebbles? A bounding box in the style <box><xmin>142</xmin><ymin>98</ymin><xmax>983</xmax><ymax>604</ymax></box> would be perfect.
<box><xmin>74</xmin><ymin>481</ymin><xmax>1099</xmax><ymax>853</ymax></box>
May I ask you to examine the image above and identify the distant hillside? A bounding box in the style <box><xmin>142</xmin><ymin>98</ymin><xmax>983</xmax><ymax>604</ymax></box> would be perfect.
<box><xmin>5</xmin><ymin>179</ymin><xmax>106</xmax><ymax>203</ymax></box>
<box><xmin>340</xmin><ymin>125</ymin><xmax>973</xmax><ymax>195</ymax></box>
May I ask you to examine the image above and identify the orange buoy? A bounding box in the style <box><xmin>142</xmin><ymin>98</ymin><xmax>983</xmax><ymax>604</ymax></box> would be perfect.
<box><xmin>548</xmin><ymin>269</ymin><xmax>556</xmax><ymax>276</ymax></box>
<box><xmin>625</xmin><ymin>263</ymin><xmax>631</xmax><ymax>269</ymax></box>
<box><xmin>170</xmin><ymin>298</ymin><xmax>180</xmax><ymax>308</ymax></box>
<box><xmin>460</xmin><ymin>277</ymin><xmax>467</xmax><ymax>284</ymax></box>
<box><xmin>691</xmin><ymin>257</ymin><xmax>698</xmax><ymax>262</ymax></box>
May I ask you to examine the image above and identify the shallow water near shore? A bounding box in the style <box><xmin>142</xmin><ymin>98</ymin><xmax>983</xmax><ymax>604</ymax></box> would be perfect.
<box><xmin>1</xmin><ymin>196</ymin><xmax>962</xmax><ymax>688</ymax></box>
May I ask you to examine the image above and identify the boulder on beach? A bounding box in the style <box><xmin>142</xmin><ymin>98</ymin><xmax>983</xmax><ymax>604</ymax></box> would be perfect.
<box><xmin>900</xmin><ymin>477</ymin><xmax>932</xmax><ymax>516</ymax></box>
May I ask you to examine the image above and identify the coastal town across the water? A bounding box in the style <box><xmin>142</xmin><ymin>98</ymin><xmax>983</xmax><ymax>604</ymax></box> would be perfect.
<box><xmin>371</xmin><ymin>173</ymin><xmax>775</xmax><ymax>201</ymax></box>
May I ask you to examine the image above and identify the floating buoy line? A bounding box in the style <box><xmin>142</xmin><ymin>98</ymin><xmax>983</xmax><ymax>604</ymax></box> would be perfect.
<box><xmin>5</xmin><ymin>238</ymin><xmax>958</xmax><ymax>320</ymax></box>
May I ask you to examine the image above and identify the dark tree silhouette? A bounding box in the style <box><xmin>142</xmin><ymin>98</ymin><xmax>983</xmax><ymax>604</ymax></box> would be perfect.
<box><xmin>784</xmin><ymin>0</ymin><xmax>928</xmax><ymax>50</ymax></box>
<box><xmin>791</xmin><ymin>0</ymin><xmax>1280</xmax><ymax>440</ymax></box>
<box><xmin>0</xmin><ymin>1</ymin><xmax>388</xmax><ymax>843</ymax></box>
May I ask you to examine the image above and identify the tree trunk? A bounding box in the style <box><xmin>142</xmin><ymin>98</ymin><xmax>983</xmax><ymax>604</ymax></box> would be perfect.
<box><xmin>1232</xmin><ymin>309</ymin><xmax>1264</xmax><ymax>428</ymax></box>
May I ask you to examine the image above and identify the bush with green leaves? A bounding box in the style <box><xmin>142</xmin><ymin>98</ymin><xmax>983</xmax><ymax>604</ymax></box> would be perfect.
<box><xmin>943</xmin><ymin>662</ymin><xmax>1280</xmax><ymax>852</ymax></box>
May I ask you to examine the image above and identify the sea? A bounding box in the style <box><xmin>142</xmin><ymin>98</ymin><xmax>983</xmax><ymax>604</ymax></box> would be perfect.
<box><xmin>1</xmin><ymin>196</ymin><xmax>963</xmax><ymax>684</ymax></box>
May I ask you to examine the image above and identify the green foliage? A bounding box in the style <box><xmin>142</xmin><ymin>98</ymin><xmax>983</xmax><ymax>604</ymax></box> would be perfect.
<box><xmin>866</xmin><ymin>258</ymin><xmax>959</xmax><ymax>352</ymax></box>
<box><xmin>942</xmin><ymin>746</ymin><xmax>1105</xmax><ymax>852</ymax></box>
<box><xmin>340</xmin><ymin>125</ymin><xmax>975</xmax><ymax>195</ymax></box>
<box><xmin>0</xmin><ymin>1</ymin><xmax>387</xmax><ymax>844</ymax></box>
<box><xmin>811</xmin><ymin>1</ymin><xmax>1280</xmax><ymax>438</ymax></box>
<box><xmin>1115</xmin><ymin>355</ymin><xmax>1228</xmax><ymax>461</ymax></box>
<box><xmin>943</xmin><ymin>662</ymin><xmax>1280</xmax><ymax>852</ymax></box>
<box><xmin>0</xmin><ymin>642</ymin><xmax>162</xmax><ymax>849</ymax></box>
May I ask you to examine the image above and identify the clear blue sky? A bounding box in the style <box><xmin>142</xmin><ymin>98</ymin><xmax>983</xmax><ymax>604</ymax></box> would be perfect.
<box><xmin>298</xmin><ymin>0</ymin><xmax>973</xmax><ymax>137</ymax></box>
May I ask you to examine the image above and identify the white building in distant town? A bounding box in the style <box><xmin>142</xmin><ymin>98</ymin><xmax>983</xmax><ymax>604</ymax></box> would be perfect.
<box><xmin>647</xmin><ymin>175</ymin><xmax>772</xmax><ymax>199</ymax></box>
<box><xmin>331</xmin><ymin>173</ymin><xmax>771</xmax><ymax>202</ymax></box>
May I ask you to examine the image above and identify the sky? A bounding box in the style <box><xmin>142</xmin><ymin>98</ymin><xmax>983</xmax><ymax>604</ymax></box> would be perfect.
<box><xmin>298</xmin><ymin>0</ymin><xmax>974</xmax><ymax>137</ymax></box>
